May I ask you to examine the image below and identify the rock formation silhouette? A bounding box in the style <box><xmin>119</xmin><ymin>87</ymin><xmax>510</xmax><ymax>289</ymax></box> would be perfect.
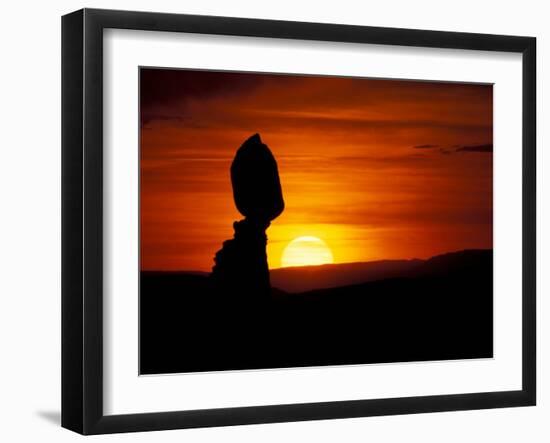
<box><xmin>211</xmin><ymin>133</ymin><xmax>284</xmax><ymax>299</ymax></box>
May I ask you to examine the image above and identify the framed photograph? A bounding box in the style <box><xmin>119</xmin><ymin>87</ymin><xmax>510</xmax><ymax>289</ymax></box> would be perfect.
<box><xmin>62</xmin><ymin>8</ymin><xmax>536</xmax><ymax>435</ymax></box>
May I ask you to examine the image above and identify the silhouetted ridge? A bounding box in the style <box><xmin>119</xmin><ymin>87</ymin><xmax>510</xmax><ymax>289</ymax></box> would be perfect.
<box><xmin>416</xmin><ymin>249</ymin><xmax>492</xmax><ymax>276</ymax></box>
<box><xmin>140</xmin><ymin>249</ymin><xmax>493</xmax><ymax>374</ymax></box>
<box><xmin>270</xmin><ymin>259</ymin><xmax>423</xmax><ymax>293</ymax></box>
<box><xmin>269</xmin><ymin>249</ymin><xmax>491</xmax><ymax>293</ymax></box>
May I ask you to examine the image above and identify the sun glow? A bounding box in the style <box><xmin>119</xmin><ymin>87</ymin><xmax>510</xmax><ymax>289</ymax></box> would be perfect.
<box><xmin>280</xmin><ymin>236</ymin><xmax>334</xmax><ymax>268</ymax></box>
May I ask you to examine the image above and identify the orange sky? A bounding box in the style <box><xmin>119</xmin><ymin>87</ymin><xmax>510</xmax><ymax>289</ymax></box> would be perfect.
<box><xmin>140</xmin><ymin>68</ymin><xmax>493</xmax><ymax>271</ymax></box>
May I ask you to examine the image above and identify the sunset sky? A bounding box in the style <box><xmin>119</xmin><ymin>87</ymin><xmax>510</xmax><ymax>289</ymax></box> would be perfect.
<box><xmin>140</xmin><ymin>68</ymin><xmax>493</xmax><ymax>271</ymax></box>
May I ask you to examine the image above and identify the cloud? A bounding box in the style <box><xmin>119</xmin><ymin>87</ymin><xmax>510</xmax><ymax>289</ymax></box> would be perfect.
<box><xmin>141</xmin><ymin>113</ymin><xmax>186</xmax><ymax>129</ymax></box>
<box><xmin>455</xmin><ymin>143</ymin><xmax>493</xmax><ymax>153</ymax></box>
<box><xmin>140</xmin><ymin>68</ymin><xmax>266</xmax><ymax>107</ymax></box>
<box><xmin>413</xmin><ymin>144</ymin><xmax>438</xmax><ymax>149</ymax></box>
<box><xmin>409</xmin><ymin>144</ymin><xmax>492</xmax><ymax>155</ymax></box>
<box><xmin>140</xmin><ymin>68</ymin><xmax>268</xmax><ymax>126</ymax></box>
<box><xmin>284</xmin><ymin>201</ymin><xmax>493</xmax><ymax>227</ymax></box>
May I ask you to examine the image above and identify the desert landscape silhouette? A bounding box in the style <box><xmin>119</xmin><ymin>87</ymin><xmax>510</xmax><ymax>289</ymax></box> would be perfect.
<box><xmin>140</xmin><ymin>132</ymin><xmax>493</xmax><ymax>375</ymax></box>
<box><xmin>140</xmin><ymin>69</ymin><xmax>493</xmax><ymax>374</ymax></box>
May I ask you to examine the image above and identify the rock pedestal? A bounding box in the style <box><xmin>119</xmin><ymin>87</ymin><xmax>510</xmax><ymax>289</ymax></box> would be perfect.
<box><xmin>212</xmin><ymin>218</ymin><xmax>271</xmax><ymax>298</ymax></box>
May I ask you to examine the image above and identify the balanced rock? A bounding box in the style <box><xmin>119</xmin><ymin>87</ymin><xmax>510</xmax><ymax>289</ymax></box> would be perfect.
<box><xmin>231</xmin><ymin>133</ymin><xmax>284</xmax><ymax>224</ymax></box>
<box><xmin>211</xmin><ymin>134</ymin><xmax>284</xmax><ymax>299</ymax></box>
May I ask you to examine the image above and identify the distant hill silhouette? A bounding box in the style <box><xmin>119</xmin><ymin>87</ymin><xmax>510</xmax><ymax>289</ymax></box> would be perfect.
<box><xmin>140</xmin><ymin>249</ymin><xmax>493</xmax><ymax>374</ymax></box>
<box><xmin>270</xmin><ymin>259</ymin><xmax>423</xmax><ymax>293</ymax></box>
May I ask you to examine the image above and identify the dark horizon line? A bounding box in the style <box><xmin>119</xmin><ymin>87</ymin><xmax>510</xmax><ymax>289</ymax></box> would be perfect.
<box><xmin>140</xmin><ymin>247</ymin><xmax>493</xmax><ymax>274</ymax></box>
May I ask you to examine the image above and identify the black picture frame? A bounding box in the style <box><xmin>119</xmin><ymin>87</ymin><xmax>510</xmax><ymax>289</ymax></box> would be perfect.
<box><xmin>62</xmin><ymin>8</ymin><xmax>536</xmax><ymax>435</ymax></box>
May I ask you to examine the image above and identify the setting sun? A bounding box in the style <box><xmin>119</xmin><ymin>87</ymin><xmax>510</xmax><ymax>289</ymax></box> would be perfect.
<box><xmin>280</xmin><ymin>236</ymin><xmax>334</xmax><ymax>268</ymax></box>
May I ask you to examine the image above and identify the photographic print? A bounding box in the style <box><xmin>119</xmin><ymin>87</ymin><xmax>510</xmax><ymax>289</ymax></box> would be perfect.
<box><xmin>139</xmin><ymin>68</ymin><xmax>493</xmax><ymax>375</ymax></box>
<box><xmin>62</xmin><ymin>10</ymin><xmax>536</xmax><ymax>433</ymax></box>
